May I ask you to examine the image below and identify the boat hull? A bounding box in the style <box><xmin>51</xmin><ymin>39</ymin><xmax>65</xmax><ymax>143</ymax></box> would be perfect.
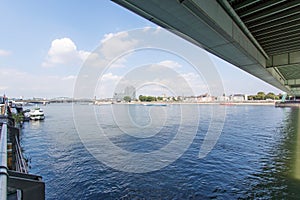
<box><xmin>30</xmin><ymin>115</ymin><xmax>45</xmax><ymax>120</ymax></box>
<box><xmin>29</xmin><ymin>107</ymin><xmax>45</xmax><ymax>120</ymax></box>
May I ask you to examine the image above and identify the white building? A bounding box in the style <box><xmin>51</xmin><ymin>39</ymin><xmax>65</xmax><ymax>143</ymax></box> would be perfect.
<box><xmin>183</xmin><ymin>96</ymin><xmax>198</xmax><ymax>103</ymax></box>
<box><xmin>230</xmin><ymin>94</ymin><xmax>247</xmax><ymax>101</ymax></box>
<box><xmin>197</xmin><ymin>94</ymin><xmax>216</xmax><ymax>102</ymax></box>
<box><xmin>217</xmin><ymin>95</ymin><xmax>230</xmax><ymax>102</ymax></box>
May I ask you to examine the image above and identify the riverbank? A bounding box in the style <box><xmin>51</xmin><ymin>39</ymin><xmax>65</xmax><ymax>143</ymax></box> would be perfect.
<box><xmin>94</xmin><ymin>101</ymin><xmax>277</xmax><ymax>106</ymax></box>
<box><xmin>275</xmin><ymin>101</ymin><xmax>300</xmax><ymax>107</ymax></box>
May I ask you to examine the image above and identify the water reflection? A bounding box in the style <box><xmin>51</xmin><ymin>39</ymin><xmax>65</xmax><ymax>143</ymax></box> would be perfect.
<box><xmin>21</xmin><ymin>104</ymin><xmax>300</xmax><ymax>199</ymax></box>
<box><xmin>295</xmin><ymin>108</ymin><xmax>300</xmax><ymax>180</ymax></box>
<box><xmin>247</xmin><ymin>107</ymin><xmax>300</xmax><ymax>199</ymax></box>
<box><xmin>29</xmin><ymin>120</ymin><xmax>43</xmax><ymax>128</ymax></box>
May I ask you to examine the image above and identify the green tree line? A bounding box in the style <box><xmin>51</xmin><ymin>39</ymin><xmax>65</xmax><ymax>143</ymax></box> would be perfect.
<box><xmin>139</xmin><ymin>95</ymin><xmax>157</xmax><ymax>102</ymax></box>
<box><xmin>248</xmin><ymin>92</ymin><xmax>281</xmax><ymax>100</ymax></box>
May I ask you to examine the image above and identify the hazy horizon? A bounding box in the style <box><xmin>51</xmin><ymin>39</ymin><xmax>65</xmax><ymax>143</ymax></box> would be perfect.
<box><xmin>0</xmin><ymin>1</ymin><xmax>283</xmax><ymax>99</ymax></box>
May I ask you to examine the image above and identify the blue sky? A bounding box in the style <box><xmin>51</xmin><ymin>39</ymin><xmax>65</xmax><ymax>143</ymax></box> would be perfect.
<box><xmin>0</xmin><ymin>1</ymin><xmax>282</xmax><ymax>98</ymax></box>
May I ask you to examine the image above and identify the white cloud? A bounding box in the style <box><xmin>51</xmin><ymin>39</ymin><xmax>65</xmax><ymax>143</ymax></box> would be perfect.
<box><xmin>0</xmin><ymin>86</ymin><xmax>8</xmax><ymax>91</ymax></box>
<box><xmin>78</xmin><ymin>50</ymin><xmax>90</xmax><ymax>61</ymax></box>
<box><xmin>0</xmin><ymin>68</ymin><xmax>27</xmax><ymax>77</ymax></box>
<box><xmin>100</xmin><ymin>33</ymin><xmax>116</xmax><ymax>44</ymax></box>
<box><xmin>78</xmin><ymin>31</ymin><xmax>140</xmax><ymax>70</ymax></box>
<box><xmin>158</xmin><ymin>60</ymin><xmax>182</xmax><ymax>69</ymax></box>
<box><xmin>137</xmin><ymin>83</ymin><xmax>173</xmax><ymax>96</ymax></box>
<box><xmin>154</xmin><ymin>26</ymin><xmax>163</xmax><ymax>34</ymax></box>
<box><xmin>0</xmin><ymin>68</ymin><xmax>76</xmax><ymax>98</ymax></box>
<box><xmin>62</xmin><ymin>75</ymin><xmax>76</xmax><ymax>80</ymax></box>
<box><xmin>142</xmin><ymin>26</ymin><xmax>152</xmax><ymax>32</ymax></box>
<box><xmin>101</xmin><ymin>73</ymin><xmax>121</xmax><ymax>82</ymax></box>
<box><xmin>0</xmin><ymin>49</ymin><xmax>11</xmax><ymax>56</ymax></box>
<box><xmin>70</xmin><ymin>31</ymin><xmax>139</xmax><ymax>71</ymax></box>
<box><xmin>181</xmin><ymin>72</ymin><xmax>207</xmax><ymax>94</ymax></box>
<box><xmin>99</xmin><ymin>31</ymin><xmax>139</xmax><ymax>60</ymax></box>
<box><xmin>100</xmin><ymin>31</ymin><xmax>127</xmax><ymax>44</ymax></box>
<box><xmin>109</xmin><ymin>57</ymin><xmax>128</xmax><ymax>68</ymax></box>
<box><xmin>95</xmin><ymin>73</ymin><xmax>122</xmax><ymax>98</ymax></box>
<box><xmin>42</xmin><ymin>38</ymin><xmax>90</xmax><ymax>67</ymax></box>
<box><xmin>181</xmin><ymin>72</ymin><xmax>200</xmax><ymax>81</ymax></box>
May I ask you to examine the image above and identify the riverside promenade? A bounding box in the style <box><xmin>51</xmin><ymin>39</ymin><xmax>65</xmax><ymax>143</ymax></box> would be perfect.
<box><xmin>0</xmin><ymin>97</ymin><xmax>45</xmax><ymax>200</ymax></box>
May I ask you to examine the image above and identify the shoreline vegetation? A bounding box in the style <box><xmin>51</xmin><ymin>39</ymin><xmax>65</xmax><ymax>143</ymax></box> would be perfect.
<box><xmin>11</xmin><ymin>92</ymin><xmax>300</xmax><ymax>106</ymax></box>
<box><xmin>93</xmin><ymin>92</ymin><xmax>285</xmax><ymax>106</ymax></box>
<box><xmin>93</xmin><ymin>100</ymin><xmax>277</xmax><ymax>106</ymax></box>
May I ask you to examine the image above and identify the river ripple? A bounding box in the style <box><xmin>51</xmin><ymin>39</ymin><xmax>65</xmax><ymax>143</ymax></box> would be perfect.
<box><xmin>21</xmin><ymin>104</ymin><xmax>300</xmax><ymax>199</ymax></box>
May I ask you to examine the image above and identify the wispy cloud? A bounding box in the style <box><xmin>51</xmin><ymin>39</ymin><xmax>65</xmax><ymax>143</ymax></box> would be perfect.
<box><xmin>96</xmin><ymin>72</ymin><xmax>122</xmax><ymax>98</ymax></box>
<box><xmin>0</xmin><ymin>49</ymin><xmax>11</xmax><ymax>56</ymax></box>
<box><xmin>158</xmin><ymin>60</ymin><xmax>182</xmax><ymax>69</ymax></box>
<box><xmin>0</xmin><ymin>68</ymin><xmax>76</xmax><ymax>98</ymax></box>
<box><xmin>62</xmin><ymin>75</ymin><xmax>77</xmax><ymax>80</ymax></box>
<box><xmin>0</xmin><ymin>86</ymin><xmax>8</xmax><ymax>91</ymax></box>
<box><xmin>101</xmin><ymin>73</ymin><xmax>121</xmax><ymax>82</ymax></box>
<box><xmin>181</xmin><ymin>72</ymin><xmax>207</xmax><ymax>94</ymax></box>
<box><xmin>99</xmin><ymin>31</ymin><xmax>139</xmax><ymax>60</ymax></box>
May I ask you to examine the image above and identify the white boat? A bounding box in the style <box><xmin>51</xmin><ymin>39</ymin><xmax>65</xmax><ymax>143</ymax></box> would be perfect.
<box><xmin>142</xmin><ymin>103</ymin><xmax>167</xmax><ymax>106</ymax></box>
<box><xmin>29</xmin><ymin>107</ymin><xmax>45</xmax><ymax>120</ymax></box>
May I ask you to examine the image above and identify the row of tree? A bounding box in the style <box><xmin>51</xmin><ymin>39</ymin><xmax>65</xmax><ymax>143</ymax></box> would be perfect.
<box><xmin>138</xmin><ymin>95</ymin><xmax>163</xmax><ymax>102</ymax></box>
<box><xmin>123</xmin><ymin>95</ymin><xmax>163</xmax><ymax>102</ymax></box>
<box><xmin>123</xmin><ymin>92</ymin><xmax>282</xmax><ymax>102</ymax></box>
<box><xmin>247</xmin><ymin>92</ymin><xmax>281</xmax><ymax>100</ymax></box>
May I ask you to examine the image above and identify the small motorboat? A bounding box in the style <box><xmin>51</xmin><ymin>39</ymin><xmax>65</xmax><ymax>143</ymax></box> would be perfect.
<box><xmin>29</xmin><ymin>107</ymin><xmax>45</xmax><ymax>120</ymax></box>
<box><xmin>143</xmin><ymin>103</ymin><xmax>167</xmax><ymax>106</ymax></box>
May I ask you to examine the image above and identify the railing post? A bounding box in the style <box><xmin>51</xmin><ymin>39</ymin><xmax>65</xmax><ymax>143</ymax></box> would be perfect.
<box><xmin>0</xmin><ymin>123</ymin><xmax>8</xmax><ymax>200</ymax></box>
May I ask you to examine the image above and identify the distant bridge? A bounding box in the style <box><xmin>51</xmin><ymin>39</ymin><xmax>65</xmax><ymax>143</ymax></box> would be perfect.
<box><xmin>21</xmin><ymin>99</ymin><xmax>50</xmax><ymax>104</ymax></box>
<box><xmin>113</xmin><ymin>0</ymin><xmax>300</xmax><ymax>96</ymax></box>
<box><xmin>15</xmin><ymin>99</ymin><xmax>94</xmax><ymax>104</ymax></box>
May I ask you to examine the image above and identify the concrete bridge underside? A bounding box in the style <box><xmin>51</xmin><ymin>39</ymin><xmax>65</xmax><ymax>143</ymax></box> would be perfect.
<box><xmin>113</xmin><ymin>0</ymin><xmax>300</xmax><ymax>96</ymax></box>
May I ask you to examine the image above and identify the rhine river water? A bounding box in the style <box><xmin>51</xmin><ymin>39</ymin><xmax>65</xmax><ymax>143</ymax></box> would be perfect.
<box><xmin>21</xmin><ymin>104</ymin><xmax>300</xmax><ymax>199</ymax></box>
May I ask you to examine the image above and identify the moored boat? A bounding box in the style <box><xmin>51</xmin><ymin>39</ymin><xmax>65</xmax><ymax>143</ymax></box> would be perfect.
<box><xmin>29</xmin><ymin>107</ymin><xmax>45</xmax><ymax>120</ymax></box>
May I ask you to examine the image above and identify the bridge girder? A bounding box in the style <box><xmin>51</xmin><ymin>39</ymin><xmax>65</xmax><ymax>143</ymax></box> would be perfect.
<box><xmin>112</xmin><ymin>0</ymin><xmax>300</xmax><ymax>96</ymax></box>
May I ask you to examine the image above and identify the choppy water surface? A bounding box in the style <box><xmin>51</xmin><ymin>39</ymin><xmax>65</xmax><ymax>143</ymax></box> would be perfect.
<box><xmin>21</xmin><ymin>104</ymin><xmax>300</xmax><ymax>199</ymax></box>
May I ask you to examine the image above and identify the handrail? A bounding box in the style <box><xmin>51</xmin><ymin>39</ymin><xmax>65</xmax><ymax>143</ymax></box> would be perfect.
<box><xmin>15</xmin><ymin>135</ymin><xmax>28</xmax><ymax>174</ymax></box>
<box><xmin>0</xmin><ymin>98</ymin><xmax>8</xmax><ymax>200</ymax></box>
<box><xmin>0</xmin><ymin>123</ymin><xmax>8</xmax><ymax>200</ymax></box>
<box><xmin>0</xmin><ymin>98</ymin><xmax>45</xmax><ymax>199</ymax></box>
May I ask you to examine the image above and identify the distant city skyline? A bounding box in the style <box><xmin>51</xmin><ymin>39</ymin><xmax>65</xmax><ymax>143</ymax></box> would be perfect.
<box><xmin>9</xmin><ymin>90</ymin><xmax>282</xmax><ymax>101</ymax></box>
<box><xmin>0</xmin><ymin>1</ymin><xmax>282</xmax><ymax>99</ymax></box>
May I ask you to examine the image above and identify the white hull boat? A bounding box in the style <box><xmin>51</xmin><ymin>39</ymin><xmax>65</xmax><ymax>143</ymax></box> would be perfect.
<box><xmin>29</xmin><ymin>107</ymin><xmax>45</xmax><ymax>120</ymax></box>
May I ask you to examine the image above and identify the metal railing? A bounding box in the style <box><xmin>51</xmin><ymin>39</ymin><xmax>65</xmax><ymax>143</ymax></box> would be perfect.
<box><xmin>0</xmin><ymin>98</ymin><xmax>8</xmax><ymax>200</ymax></box>
<box><xmin>15</xmin><ymin>135</ymin><xmax>28</xmax><ymax>174</ymax></box>
<box><xmin>0</xmin><ymin>123</ymin><xmax>8</xmax><ymax>200</ymax></box>
<box><xmin>0</xmin><ymin>99</ymin><xmax>45</xmax><ymax>200</ymax></box>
